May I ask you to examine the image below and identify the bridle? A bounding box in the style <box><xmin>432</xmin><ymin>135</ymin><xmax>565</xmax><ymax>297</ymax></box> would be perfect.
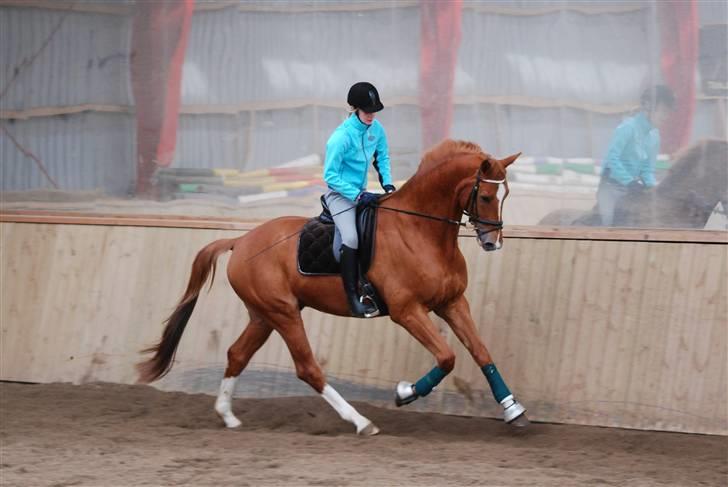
<box><xmin>462</xmin><ymin>167</ymin><xmax>508</xmax><ymax>234</ymax></box>
<box><xmin>377</xmin><ymin>167</ymin><xmax>509</xmax><ymax>235</ymax></box>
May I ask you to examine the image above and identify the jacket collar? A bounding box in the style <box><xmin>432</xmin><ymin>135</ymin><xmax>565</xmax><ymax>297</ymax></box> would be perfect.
<box><xmin>345</xmin><ymin>113</ymin><xmax>371</xmax><ymax>134</ymax></box>
<box><xmin>634</xmin><ymin>112</ymin><xmax>654</xmax><ymax>132</ymax></box>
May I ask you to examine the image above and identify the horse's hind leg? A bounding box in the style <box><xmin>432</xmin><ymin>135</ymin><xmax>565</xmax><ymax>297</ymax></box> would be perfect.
<box><xmin>269</xmin><ymin>309</ymin><xmax>379</xmax><ymax>436</ymax></box>
<box><xmin>214</xmin><ymin>316</ymin><xmax>273</xmax><ymax>428</ymax></box>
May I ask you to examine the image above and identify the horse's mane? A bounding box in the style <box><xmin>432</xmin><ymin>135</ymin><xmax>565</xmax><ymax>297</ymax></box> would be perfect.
<box><xmin>414</xmin><ymin>139</ymin><xmax>489</xmax><ymax>177</ymax></box>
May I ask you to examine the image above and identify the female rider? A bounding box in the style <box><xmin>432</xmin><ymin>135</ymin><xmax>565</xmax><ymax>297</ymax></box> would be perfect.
<box><xmin>597</xmin><ymin>84</ymin><xmax>675</xmax><ymax>225</ymax></box>
<box><xmin>323</xmin><ymin>82</ymin><xmax>395</xmax><ymax>317</ymax></box>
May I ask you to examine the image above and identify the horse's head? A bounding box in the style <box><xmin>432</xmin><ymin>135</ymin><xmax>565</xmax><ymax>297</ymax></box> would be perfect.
<box><xmin>462</xmin><ymin>153</ymin><xmax>520</xmax><ymax>251</ymax></box>
<box><xmin>653</xmin><ymin>138</ymin><xmax>728</xmax><ymax>228</ymax></box>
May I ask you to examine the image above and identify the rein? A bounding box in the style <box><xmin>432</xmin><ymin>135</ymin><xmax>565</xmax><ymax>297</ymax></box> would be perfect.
<box><xmin>377</xmin><ymin>169</ymin><xmax>507</xmax><ymax>234</ymax></box>
<box><xmin>244</xmin><ymin>170</ymin><xmax>508</xmax><ymax>263</ymax></box>
<box><xmin>376</xmin><ymin>205</ymin><xmax>465</xmax><ymax>227</ymax></box>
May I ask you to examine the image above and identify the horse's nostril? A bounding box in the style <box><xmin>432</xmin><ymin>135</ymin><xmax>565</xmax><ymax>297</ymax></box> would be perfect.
<box><xmin>484</xmin><ymin>242</ymin><xmax>496</xmax><ymax>251</ymax></box>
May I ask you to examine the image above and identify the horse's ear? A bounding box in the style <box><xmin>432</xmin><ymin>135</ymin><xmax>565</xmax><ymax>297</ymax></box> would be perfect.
<box><xmin>500</xmin><ymin>152</ymin><xmax>521</xmax><ymax>168</ymax></box>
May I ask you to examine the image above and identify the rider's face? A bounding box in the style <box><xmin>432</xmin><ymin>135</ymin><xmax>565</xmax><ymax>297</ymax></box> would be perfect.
<box><xmin>357</xmin><ymin>109</ymin><xmax>375</xmax><ymax>125</ymax></box>
<box><xmin>650</xmin><ymin>104</ymin><xmax>671</xmax><ymax>127</ymax></box>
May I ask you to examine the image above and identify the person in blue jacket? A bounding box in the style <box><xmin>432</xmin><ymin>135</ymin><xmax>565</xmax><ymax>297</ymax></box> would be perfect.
<box><xmin>323</xmin><ymin>82</ymin><xmax>395</xmax><ymax>317</ymax></box>
<box><xmin>597</xmin><ymin>85</ymin><xmax>675</xmax><ymax>226</ymax></box>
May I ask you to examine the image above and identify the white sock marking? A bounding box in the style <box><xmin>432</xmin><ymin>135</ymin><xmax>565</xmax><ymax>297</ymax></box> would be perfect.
<box><xmin>215</xmin><ymin>376</ymin><xmax>242</xmax><ymax>428</ymax></box>
<box><xmin>321</xmin><ymin>384</ymin><xmax>378</xmax><ymax>435</ymax></box>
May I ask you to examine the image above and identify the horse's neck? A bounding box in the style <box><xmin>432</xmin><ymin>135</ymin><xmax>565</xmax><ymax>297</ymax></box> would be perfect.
<box><xmin>651</xmin><ymin>139</ymin><xmax>728</xmax><ymax>228</ymax></box>
<box><xmin>654</xmin><ymin>179</ymin><xmax>720</xmax><ymax>228</ymax></box>
<box><xmin>625</xmin><ymin>188</ymin><xmax>715</xmax><ymax>228</ymax></box>
<box><xmin>383</xmin><ymin>159</ymin><xmax>477</xmax><ymax>245</ymax></box>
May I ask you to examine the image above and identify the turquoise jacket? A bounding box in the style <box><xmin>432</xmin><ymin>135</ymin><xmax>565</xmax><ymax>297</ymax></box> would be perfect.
<box><xmin>602</xmin><ymin>112</ymin><xmax>659</xmax><ymax>187</ymax></box>
<box><xmin>323</xmin><ymin>114</ymin><xmax>393</xmax><ymax>202</ymax></box>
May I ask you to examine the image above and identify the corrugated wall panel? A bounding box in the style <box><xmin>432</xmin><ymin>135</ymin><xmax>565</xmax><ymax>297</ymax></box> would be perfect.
<box><xmin>181</xmin><ymin>6</ymin><xmax>420</xmax><ymax>105</ymax></box>
<box><xmin>2</xmin><ymin>222</ymin><xmax>725</xmax><ymax>434</ymax></box>
<box><xmin>0</xmin><ymin>6</ymin><xmax>131</xmax><ymax>110</ymax></box>
<box><xmin>1</xmin><ymin>112</ymin><xmax>134</xmax><ymax>195</ymax></box>
<box><xmin>458</xmin><ymin>5</ymin><xmax>654</xmax><ymax>104</ymax></box>
<box><xmin>2</xmin><ymin>3</ymin><xmax>724</xmax><ymax>194</ymax></box>
<box><xmin>173</xmin><ymin>113</ymin><xmax>245</xmax><ymax>170</ymax></box>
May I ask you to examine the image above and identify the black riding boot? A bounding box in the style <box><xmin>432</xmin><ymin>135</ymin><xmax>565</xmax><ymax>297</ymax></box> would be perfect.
<box><xmin>340</xmin><ymin>245</ymin><xmax>378</xmax><ymax>318</ymax></box>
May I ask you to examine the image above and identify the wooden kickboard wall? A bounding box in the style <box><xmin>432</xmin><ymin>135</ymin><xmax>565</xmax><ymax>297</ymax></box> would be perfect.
<box><xmin>1</xmin><ymin>222</ymin><xmax>725</xmax><ymax>434</ymax></box>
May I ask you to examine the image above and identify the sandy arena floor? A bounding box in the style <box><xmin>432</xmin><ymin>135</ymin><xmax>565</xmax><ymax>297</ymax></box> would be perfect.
<box><xmin>0</xmin><ymin>382</ymin><xmax>725</xmax><ymax>486</ymax></box>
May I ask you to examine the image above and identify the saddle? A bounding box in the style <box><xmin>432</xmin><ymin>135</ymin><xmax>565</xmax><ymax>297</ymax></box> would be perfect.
<box><xmin>297</xmin><ymin>195</ymin><xmax>388</xmax><ymax>316</ymax></box>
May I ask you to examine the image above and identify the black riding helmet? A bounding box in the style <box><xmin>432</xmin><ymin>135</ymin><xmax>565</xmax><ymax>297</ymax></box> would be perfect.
<box><xmin>347</xmin><ymin>82</ymin><xmax>384</xmax><ymax>113</ymax></box>
<box><xmin>640</xmin><ymin>84</ymin><xmax>676</xmax><ymax>111</ymax></box>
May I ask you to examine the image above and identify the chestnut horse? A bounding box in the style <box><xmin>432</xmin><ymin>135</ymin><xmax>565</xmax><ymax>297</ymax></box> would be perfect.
<box><xmin>137</xmin><ymin>140</ymin><xmax>527</xmax><ymax>435</ymax></box>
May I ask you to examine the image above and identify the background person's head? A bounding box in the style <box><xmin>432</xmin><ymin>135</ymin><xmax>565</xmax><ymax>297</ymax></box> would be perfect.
<box><xmin>640</xmin><ymin>84</ymin><xmax>676</xmax><ymax>126</ymax></box>
<box><xmin>347</xmin><ymin>82</ymin><xmax>384</xmax><ymax>125</ymax></box>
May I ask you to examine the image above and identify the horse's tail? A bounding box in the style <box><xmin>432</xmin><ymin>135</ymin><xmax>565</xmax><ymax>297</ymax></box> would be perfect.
<box><xmin>136</xmin><ymin>237</ymin><xmax>235</xmax><ymax>383</ymax></box>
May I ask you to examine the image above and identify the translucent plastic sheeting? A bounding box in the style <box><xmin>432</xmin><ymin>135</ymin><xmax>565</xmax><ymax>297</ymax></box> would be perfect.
<box><xmin>1</xmin><ymin>0</ymin><xmax>725</xmax><ymax>229</ymax></box>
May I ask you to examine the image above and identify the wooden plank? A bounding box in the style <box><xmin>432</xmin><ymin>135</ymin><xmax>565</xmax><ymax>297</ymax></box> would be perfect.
<box><xmin>0</xmin><ymin>104</ymin><xmax>130</xmax><ymax>120</ymax></box>
<box><xmin>529</xmin><ymin>239</ymin><xmax>567</xmax><ymax>417</ymax></box>
<box><xmin>0</xmin><ymin>212</ymin><xmax>258</xmax><ymax>231</ymax></box>
<box><xmin>612</xmin><ymin>242</ymin><xmax>649</xmax><ymax>423</ymax></box>
<box><xmin>3</xmin><ymin>212</ymin><xmax>725</xmax><ymax>244</ymax></box>
<box><xmin>504</xmin><ymin>225</ymin><xmax>728</xmax><ymax>244</ymax></box>
<box><xmin>630</xmin><ymin>243</ymin><xmax>681</xmax><ymax>430</ymax></box>
<box><xmin>234</xmin><ymin>1</ymin><xmax>418</xmax><ymax>14</ymax></box>
<box><xmin>0</xmin><ymin>0</ymin><xmax>646</xmax><ymax>17</ymax></box>
<box><xmin>464</xmin><ymin>3</ymin><xmax>645</xmax><ymax>16</ymax></box>
<box><xmin>0</xmin><ymin>0</ymin><xmax>130</xmax><ymax>15</ymax></box>
<box><xmin>0</xmin><ymin>97</ymin><xmax>629</xmax><ymax>122</ymax></box>
<box><xmin>13</xmin><ymin>94</ymin><xmax>726</xmax><ymax>121</ymax></box>
<box><xmin>667</xmin><ymin>244</ymin><xmax>726</xmax><ymax>432</ymax></box>
<box><xmin>706</xmin><ymin>247</ymin><xmax>728</xmax><ymax>422</ymax></box>
<box><xmin>579</xmin><ymin>241</ymin><xmax>615</xmax><ymax>425</ymax></box>
<box><xmin>0</xmin><ymin>223</ymin><xmax>54</xmax><ymax>381</ymax></box>
<box><xmin>538</xmin><ymin>239</ymin><xmax>576</xmax><ymax>418</ymax></box>
<box><xmin>598</xmin><ymin>241</ymin><xmax>635</xmax><ymax>403</ymax></box>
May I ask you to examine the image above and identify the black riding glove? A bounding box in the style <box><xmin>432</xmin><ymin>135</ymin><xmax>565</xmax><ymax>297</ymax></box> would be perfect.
<box><xmin>383</xmin><ymin>184</ymin><xmax>396</xmax><ymax>193</ymax></box>
<box><xmin>357</xmin><ymin>191</ymin><xmax>379</xmax><ymax>207</ymax></box>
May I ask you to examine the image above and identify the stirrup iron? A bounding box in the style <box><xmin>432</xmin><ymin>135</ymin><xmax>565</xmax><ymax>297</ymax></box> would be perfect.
<box><xmin>360</xmin><ymin>295</ymin><xmax>380</xmax><ymax>318</ymax></box>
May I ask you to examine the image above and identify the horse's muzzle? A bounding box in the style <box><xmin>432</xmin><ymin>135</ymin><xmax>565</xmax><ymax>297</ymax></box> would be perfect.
<box><xmin>477</xmin><ymin>229</ymin><xmax>502</xmax><ymax>252</ymax></box>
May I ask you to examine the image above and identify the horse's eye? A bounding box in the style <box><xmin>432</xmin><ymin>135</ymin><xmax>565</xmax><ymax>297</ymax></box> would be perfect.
<box><xmin>480</xmin><ymin>195</ymin><xmax>491</xmax><ymax>203</ymax></box>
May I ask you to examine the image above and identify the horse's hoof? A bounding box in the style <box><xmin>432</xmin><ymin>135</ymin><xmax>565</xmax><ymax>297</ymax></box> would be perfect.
<box><xmin>509</xmin><ymin>413</ymin><xmax>530</xmax><ymax>428</ymax></box>
<box><xmin>358</xmin><ymin>422</ymin><xmax>380</xmax><ymax>436</ymax></box>
<box><xmin>394</xmin><ymin>381</ymin><xmax>418</xmax><ymax>407</ymax></box>
<box><xmin>224</xmin><ymin>416</ymin><xmax>242</xmax><ymax>428</ymax></box>
<box><xmin>502</xmin><ymin>397</ymin><xmax>526</xmax><ymax>423</ymax></box>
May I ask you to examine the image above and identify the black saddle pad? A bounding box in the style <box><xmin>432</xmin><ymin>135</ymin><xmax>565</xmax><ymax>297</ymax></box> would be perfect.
<box><xmin>297</xmin><ymin>219</ymin><xmax>340</xmax><ymax>275</ymax></box>
<box><xmin>297</xmin><ymin>203</ymin><xmax>378</xmax><ymax>276</ymax></box>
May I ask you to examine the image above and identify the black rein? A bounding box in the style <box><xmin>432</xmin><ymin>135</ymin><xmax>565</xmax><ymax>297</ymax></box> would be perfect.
<box><xmin>375</xmin><ymin>169</ymin><xmax>504</xmax><ymax>233</ymax></box>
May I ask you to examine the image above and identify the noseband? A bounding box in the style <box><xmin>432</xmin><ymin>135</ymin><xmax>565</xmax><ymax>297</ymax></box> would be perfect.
<box><xmin>462</xmin><ymin>168</ymin><xmax>507</xmax><ymax>234</ymax></box>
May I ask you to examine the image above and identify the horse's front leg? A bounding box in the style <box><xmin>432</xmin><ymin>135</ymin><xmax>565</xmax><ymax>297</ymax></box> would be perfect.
<box><xmin>389</xmin><ymin>304</ymin><xmax>457</xmax><ymax>407</ymax></box>
<box><xmin>435</xmin><ymin>296</ymin><xmax>529</xmax><ymax>426</ymax></box>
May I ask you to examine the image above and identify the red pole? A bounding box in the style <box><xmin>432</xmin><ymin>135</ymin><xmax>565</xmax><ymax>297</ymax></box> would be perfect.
<box><xmin>658</xmin><ymin>0</ymin><xmax>698</xmax><ymax>153</ymax></box>
<box><xmin>419</xmin><ymin>0</ymin><xmax>463</xmax><ymax>150</ymax></box>
<box><xmin>130</xmin><ymin>0</ymin><xmax>194</xmax><ymax>196</ymax></box>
